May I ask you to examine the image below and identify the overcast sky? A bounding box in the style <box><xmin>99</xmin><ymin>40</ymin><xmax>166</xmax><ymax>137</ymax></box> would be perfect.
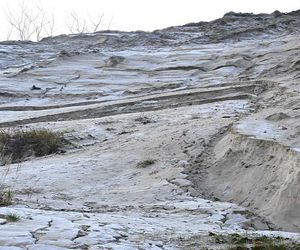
<box><xmin>1</xmin><ymin>0</ymin><xmax>299</xmax><ymax>41</ymax></box>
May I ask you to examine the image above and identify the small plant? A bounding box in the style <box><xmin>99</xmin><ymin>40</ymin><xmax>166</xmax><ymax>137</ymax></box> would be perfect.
<box><xmin>4</xmin><ymin>213</ymin><xmax>20</xmax><ymax>222</ymax></box>
<box><xmin>252</xmin><ymin>236</ymin><xmax>287</xmax><ymax>250</ymax></box>
<box><xmin>134</xmin><ymin>116</ymin><xmax>153</xmax><ymax>125</ymax></box>
<box><xmin>0</xmin><ymin>129</ymin><xmax>64</xmax><ymax>164</ymax></box>
<box><xmin>0</xmin><ymin>189</ymin><xmax>13</xmax><ymax>206</ymax></box>
<box><xmin>230</xmin><ymin>233</ymin><xmax>249</xmax><ymax>245</ymax></box>
<box><xmin>136</xmin><ymin>159</ymin><xmax>156</xmax><ymax>168</ymax></box>
<box><xmin>210</xmin><ymin>233</ymin><xmax>298</xmax><ymax>250</ymax></box>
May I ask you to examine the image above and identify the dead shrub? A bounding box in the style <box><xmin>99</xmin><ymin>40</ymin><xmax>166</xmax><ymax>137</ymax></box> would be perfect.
<box><xmin>0</xmin><ymin>129</ymin><xmax>63</xmax><ymax>164</ymax></box>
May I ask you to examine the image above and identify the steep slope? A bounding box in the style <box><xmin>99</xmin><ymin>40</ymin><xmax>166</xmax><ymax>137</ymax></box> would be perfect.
<box><xmin>0</xmin><ymin>10</ymin><xmax>299</xmax><ymax>249</ymax></box>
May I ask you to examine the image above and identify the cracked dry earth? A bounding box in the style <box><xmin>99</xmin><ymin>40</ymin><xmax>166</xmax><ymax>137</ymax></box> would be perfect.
<box><xmin>0</xmin><ymin>10</ymin><xmax>300</xmax><ymax>249</ymax></box>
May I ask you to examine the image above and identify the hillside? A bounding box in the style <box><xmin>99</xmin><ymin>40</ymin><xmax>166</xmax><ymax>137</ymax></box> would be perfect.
<box><xmin>0</xmin><ymin>10</ymin><xmax>299</xmax><ymax>249</ymax></box>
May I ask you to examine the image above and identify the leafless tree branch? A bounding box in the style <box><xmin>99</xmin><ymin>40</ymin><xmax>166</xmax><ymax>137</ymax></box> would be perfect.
<box><xmin>67</xmin><ymin>12</ymin><xmax>105</xmax><ymax>34</ymax></box>
<box><xmin>5</xmin><ymin>1</ymin><xmax>55</xmax><ymax>41</ymax></box>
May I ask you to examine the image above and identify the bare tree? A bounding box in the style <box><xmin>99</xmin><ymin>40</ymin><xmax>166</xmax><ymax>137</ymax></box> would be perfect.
<box><xmin>6</xmin><ymin>1</ymin><xmax>32</xmax><ymax>41</ymax></box>
<box><xmin>5</xmin><ymin>1</ymin><xmax>108</xmax><ymax>41</ymax></box>
<box><xmin>5</xmin><ymin>1</ymin><xmax>55</xmax><ymax>41</ymax></box>
<box><xmin>90</xmin><ymin>14</ymin><xmax>104</xmax><ymax>32</ymax></box>
<box><xmin>44</xmin><ymin>13</ymin><xmax>55</xmax><ymax>37</ymax></box>
<box><xmin>32</xmin><ymin>5</ymin><xmax>48</xmax><ymax>42</ymax></box>
<box><xmin>67</xmin><ymin>12</ymin><xmax>87</xmax><ymax>34</ymax></box>
<box><xmin>107</xmin><ymin>15</ymin><xmax>114</xmax><ymax>30</ymax></box>
<box><xmin>67</xmin><ymin>12</ymin><xmax>105</xmax><ymax>34</ymax></box>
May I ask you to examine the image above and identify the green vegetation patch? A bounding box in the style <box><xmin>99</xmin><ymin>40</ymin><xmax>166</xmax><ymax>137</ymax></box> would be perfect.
<box><xmin>210</xmin><ymin>232</ymin><xmax>300</xmax><ymax>250</ymax></box>
<box><xmin>4</xmin><ymin>212</ymin><xmax>20</xmax><ymax>222</ymax></box>
<box><xmin>136</xmin><ymin>159</ymin><xmax>156</xmax><ymax>168</ymax></box>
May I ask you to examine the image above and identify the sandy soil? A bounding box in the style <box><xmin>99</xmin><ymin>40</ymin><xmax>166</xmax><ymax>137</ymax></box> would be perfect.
<box><xmin>0</xmin><ymin>10</ymin><xmax>299</xmax><ymax>249</ymax></box>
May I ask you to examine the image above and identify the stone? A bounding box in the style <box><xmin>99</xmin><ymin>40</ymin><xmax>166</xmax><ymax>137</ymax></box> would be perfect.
<box><xmin>0</xmin><ymin>219</ymin><xmax>7</xmax><ymax>225</ymax></box>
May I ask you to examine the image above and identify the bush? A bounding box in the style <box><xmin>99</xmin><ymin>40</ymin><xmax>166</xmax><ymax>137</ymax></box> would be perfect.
<box><xmin>136</xmin><ymin>159</ymin><xmax>156</xmax><ymax>168</ymax></box>
<box><xmin>0</xmin><ymin>129</ymin><xmax>63</xmax><ymax>164</ymax></box>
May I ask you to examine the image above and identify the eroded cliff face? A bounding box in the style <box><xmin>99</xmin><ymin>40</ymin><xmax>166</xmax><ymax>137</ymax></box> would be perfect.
<box><xmin>0</xmin><ymin>10</ymin><xmax>299</xmax><ymax>249</ymax></box>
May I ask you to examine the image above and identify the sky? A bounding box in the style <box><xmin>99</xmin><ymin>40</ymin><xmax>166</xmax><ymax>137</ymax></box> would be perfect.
<box><xmin>0</xmin><ymin>0</ymin><xmax>299</xmax><ymax>41</ymax></box>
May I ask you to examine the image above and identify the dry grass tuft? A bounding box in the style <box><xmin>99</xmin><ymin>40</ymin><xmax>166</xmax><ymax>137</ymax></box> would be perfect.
<box><xmin>0</xmin><ymin>129</ymin><xmax>63</xmax><ymax>164</ymax></box>
<box><xmin>0</xmin><ymin>189</ymin><xmax>13</xmax><ymax>206</ymax></box>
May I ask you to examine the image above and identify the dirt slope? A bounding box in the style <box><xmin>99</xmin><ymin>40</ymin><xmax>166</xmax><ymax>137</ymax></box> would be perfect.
<box><xmin>0</xmin><ymin>10</ymin><xmax>299</xmax><ymax>249</ymax></box>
